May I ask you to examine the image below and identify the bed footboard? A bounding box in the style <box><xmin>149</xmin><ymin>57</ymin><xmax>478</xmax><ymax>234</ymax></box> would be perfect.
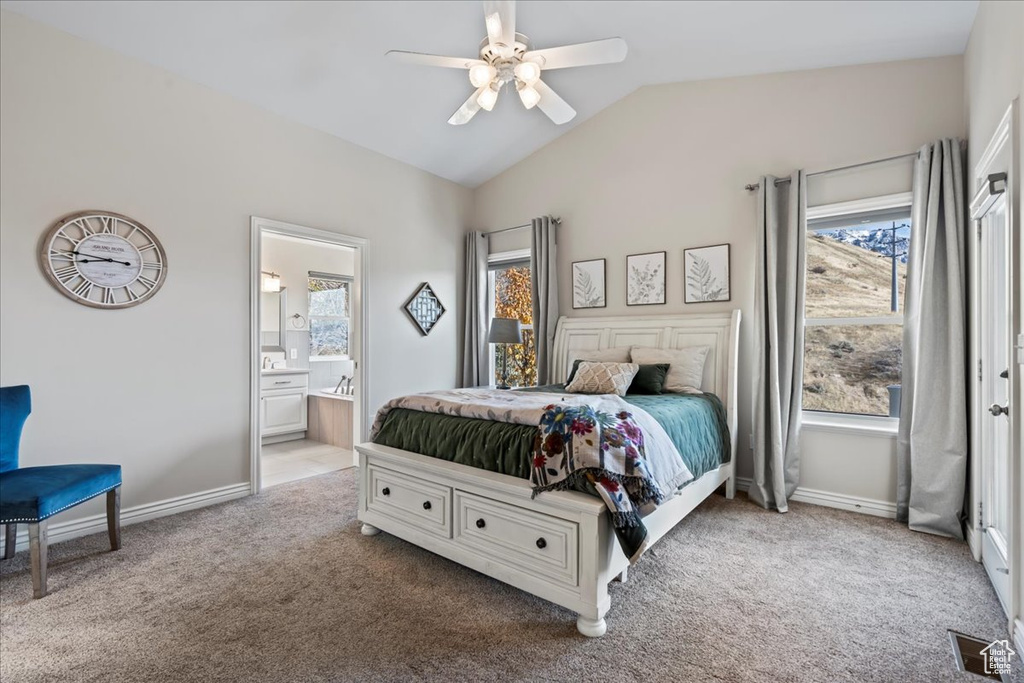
<box><xmin>356</xmin><ymin>441</ymin><xmax>734</xmax><ymax>636</ymax></box>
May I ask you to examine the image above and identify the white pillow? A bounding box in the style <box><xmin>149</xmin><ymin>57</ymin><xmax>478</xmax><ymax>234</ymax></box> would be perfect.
<box><xmin>564</xmin><ymin>362</ymin><xmax>639</xmax><ymax>397</ymax></box>
<box><xmin>566</xmin><ymin>346</ymin><xmax>632</xmax><ymax>382</ymax></box>
<box><xmin>629</xmin><ymin>346</ymin><xmax>710</xmax><ymax>394</ymax></box>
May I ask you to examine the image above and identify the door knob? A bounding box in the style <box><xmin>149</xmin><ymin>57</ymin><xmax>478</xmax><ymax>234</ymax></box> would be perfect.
<box><xmin>989</xmin><ymin>403</ymin><xmax>1009</xmax><ymax>417</ymax></box>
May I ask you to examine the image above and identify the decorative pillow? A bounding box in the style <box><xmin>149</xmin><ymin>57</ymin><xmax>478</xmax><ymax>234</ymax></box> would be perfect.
<box><xmin>565</xmin><ymin>362</ymin><xmax>639</xmax><ymax>397</ymax></box>
<box><xmin>565</xmin><ymin>346</ymin><xmax>632</xmax><ymax>383</ymax></box>
<box><xmin>629</xmin><ymin>346</ymin><xmax>710</xmax><ymax>394</ymax></box>
<box><xmin>627</xmin><ymin>364</ymin><xmax>671</xmax><ymax>395</ymax></box>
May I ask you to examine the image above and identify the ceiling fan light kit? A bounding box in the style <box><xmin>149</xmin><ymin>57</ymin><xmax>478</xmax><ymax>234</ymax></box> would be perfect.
<box><xmin>477</xmin><ymin>84</ymin><xmax>499</xmax><ymax>111</ymax></box>
<box><xmin>517</xmin><ymin>81</ymin><xmax>540</xmax><ymax>109</ymax></box>
<box><xmin>468</xmin><ymin>63</ymin><xmax>497</xmax><ymax>88</ymax></box>
<box><xmin>387</xmin><ymin>0</ymin><xmax>627</xmax><ymax>126</ymax></box>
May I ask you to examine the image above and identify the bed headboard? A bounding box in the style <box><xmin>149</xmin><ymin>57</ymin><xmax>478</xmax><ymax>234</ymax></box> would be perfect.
<box><xmin>551</xmin><ymin>311</ymin><xmax>742</xmax><ymax>452</ymax></box>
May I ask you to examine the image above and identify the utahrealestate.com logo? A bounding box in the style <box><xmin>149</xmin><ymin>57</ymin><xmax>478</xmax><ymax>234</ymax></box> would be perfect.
<box><xmin>980</xmin><ymin>639</ymin><xmax>1016</xmax><ymax>676</ymax></box>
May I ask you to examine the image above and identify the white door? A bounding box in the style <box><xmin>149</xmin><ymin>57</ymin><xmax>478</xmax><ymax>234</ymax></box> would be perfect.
<box><xmin>980</xmin><ymin>193</ymin><xmax>1012</xmax><ymax>612</ymax></box>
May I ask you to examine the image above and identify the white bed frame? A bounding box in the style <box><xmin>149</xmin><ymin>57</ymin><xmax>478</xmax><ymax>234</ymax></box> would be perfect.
<box><xmin>356</xmin><ymin>311</ymin><xmax>741</xmax><ymax>637</ymax></box>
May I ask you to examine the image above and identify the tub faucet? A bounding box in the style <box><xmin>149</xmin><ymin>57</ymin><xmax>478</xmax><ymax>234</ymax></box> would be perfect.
<box><xmin>334</xmin><ymin>375</ymin><xmax>348</xmax><ymax>394</ymax></box>
<box><xmin>262</xmin><ymin>356</ymin><xmax>271</xmax><ymax>370</ymax></box>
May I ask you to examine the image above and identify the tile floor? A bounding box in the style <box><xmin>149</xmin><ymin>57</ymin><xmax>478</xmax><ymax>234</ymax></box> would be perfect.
<box><xmin>261</xmin><ymin>439</ymin><xmax>353</xmax><ymax>488</ymax></box>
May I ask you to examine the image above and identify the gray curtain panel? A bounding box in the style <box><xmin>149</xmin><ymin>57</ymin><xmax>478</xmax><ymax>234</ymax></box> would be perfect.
<box><xmin>897</xmin><ymin>139</ymin><xmax>968</xmax><ymax>539</ymax></box>
<box><xmin>530</xmin><ymin>217</ymin><xmax>559</xmax><ymax>385</ymax></box>
<box><xmin>460</xmin><ymin>231</ymin><xmax>489</xmax><ymax>388</ymax></box>
<box><xmin>750</xmin><ymin>172</ymin><xmax>807</xmax><ymax>512</ymax></box>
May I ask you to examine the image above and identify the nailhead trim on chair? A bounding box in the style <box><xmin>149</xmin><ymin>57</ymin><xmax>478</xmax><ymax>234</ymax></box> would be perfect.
<box><xmin>0</xmin><ymin>484</ymin><xmax>120</xmax><ymax>524</ymax></box>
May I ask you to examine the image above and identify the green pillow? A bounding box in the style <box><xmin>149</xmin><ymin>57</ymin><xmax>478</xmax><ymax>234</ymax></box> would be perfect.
<box><xmin>565</xmin><ymin>358</ymin><xmax>584</xmax><ymax>385</ymax></box>
<box><xmin>627</xmin><ymin>364</ymin><xmax>671</xmax><ymax>395</ymax></box>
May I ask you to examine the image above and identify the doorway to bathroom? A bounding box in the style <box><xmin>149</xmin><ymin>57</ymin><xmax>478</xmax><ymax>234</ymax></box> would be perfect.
<box><xmin>250</xmin><ymin>217</ymin><xmax>368</xmax><ymax>493</ymax></box>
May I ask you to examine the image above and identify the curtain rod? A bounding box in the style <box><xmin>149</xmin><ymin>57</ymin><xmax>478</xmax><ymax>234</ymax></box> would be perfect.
<box><xmin>743</xmin><ymin>151</ymin><xmax>918</xmax><ymax>191</ymax></box>
<box><xmin>483</xmin><ymin>216</ymin><xmax>561</xmax><ymax>236</ymax></box>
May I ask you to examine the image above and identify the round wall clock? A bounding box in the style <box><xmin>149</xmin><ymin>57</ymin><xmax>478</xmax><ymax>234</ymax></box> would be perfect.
<box><xmin>40</xmin><ymin>211</ymin><xmax>167</xmax><ymax>309</ymax></box>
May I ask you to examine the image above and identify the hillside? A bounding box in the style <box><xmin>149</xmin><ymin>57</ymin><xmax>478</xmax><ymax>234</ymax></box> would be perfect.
<box><xmin>803</xmin><ymin>235</ymin><xmax>906</xmax><ymax>416</ymax></box>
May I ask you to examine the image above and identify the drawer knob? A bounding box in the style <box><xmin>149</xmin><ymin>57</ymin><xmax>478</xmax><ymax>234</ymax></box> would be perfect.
<box><xmin>422</xmin><ymin>501</ymin><xmax>432</xmax><ymax>511</ymax></box>
<box><xmin>536</xmin><ymin>537</ymin><xmax>547</xmax><ymax>549</ymax></box>
<box><xmin>475</xmin><ymin>518</ymin><xmax>486</xmax><ymax>529</ymax></box>
<box><xmin>381</xmin><ymin>487</ymin><xmax>390</xmax><ymax>496</ymax></box>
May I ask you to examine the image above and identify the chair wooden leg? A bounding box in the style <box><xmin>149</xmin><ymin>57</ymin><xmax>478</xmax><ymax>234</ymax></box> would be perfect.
<box><xmin>29</xmin><ymin>520</ymin><xmax>47</xmax><ymax>599</ymax></box>
<box><xmin>107</xmin><ymin>487</ymin><xmax>121</xmax><ymax>551</ymax></box>
<box><xmin>3</xmin><ymin>524</ymin><xmax>15</xmax><ymax>560</ymax></box>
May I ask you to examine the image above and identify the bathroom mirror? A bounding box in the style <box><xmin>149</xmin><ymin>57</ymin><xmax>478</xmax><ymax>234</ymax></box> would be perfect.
<box><xmin>260</xmin><ymin>287</ymin><xmax>287</xmax><ymax>352</ymax></box>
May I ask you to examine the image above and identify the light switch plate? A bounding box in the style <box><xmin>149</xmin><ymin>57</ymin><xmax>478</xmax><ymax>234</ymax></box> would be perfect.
<box><xmin>289</xmin><ymin>348</ymin><xmax>297</xmax><ymax>359</ymax></box>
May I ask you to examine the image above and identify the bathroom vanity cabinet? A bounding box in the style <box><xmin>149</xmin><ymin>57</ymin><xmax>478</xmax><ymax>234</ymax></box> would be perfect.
<box><xmin>260</xmin><ymin>370</ymin><xmax>309</xmax><ymax>439</ymax></box>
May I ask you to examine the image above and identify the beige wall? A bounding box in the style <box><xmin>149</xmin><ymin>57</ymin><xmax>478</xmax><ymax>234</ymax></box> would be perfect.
<box><xmin>473</xmin><ymin>56</ymin><xmax>966</xmax><ymax>494</ymax></box>
<box><xmin>0</xmin><ymin>11</ymin><xmax>471</xmax><ymax>522</ymax></box>
<box><xmin>964</xmin><ymin>0</ymin><xmax>1024</xmax><ymax>641</ymax></box>
<box><xmin>261</xmin><ymin>234</ymin><xmax>355</xmax><ymax>333</ymax></box>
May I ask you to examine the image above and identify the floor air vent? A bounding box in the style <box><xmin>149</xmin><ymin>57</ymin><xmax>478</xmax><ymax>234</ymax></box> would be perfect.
<box><xmin>948</xmin><ymin>630</ymin><xmax>1011</xmax><ymax>681</ymax></box>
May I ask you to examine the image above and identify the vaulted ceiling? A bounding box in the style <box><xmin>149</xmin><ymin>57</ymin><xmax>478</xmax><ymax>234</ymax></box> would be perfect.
<box><xmin>1</xmin><ymin>1</ymin><xmax>979</xmax><ymax>187</ymax></box>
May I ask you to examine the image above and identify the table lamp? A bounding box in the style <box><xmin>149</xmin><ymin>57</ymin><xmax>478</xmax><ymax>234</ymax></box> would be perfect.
<box><xmin>488</xmin><ymin>317</ymin><xmax>523</xmax><ymax>389</ymax></box>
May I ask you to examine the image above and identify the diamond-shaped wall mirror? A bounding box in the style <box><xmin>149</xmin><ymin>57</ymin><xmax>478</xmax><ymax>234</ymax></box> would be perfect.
<box><xmin>403</xmin><ymin>282</ymin><xmax>446</xmax><ymax>336</ymax></box>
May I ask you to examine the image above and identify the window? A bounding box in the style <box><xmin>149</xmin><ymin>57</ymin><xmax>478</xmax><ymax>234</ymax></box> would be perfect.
<box><xmin>803</xmin><ymin>196</ymin><xmax>911</xmax><ymax>418</ymax></box>
<box><xmin>488</xmin><ymin>250</ymin><xmax>536</xmax><ymax>387</ymax></box>
<box><xmin>308</xmin><ymin>272</ymin><xmax>351</xmax><ymax>360</ymax></box>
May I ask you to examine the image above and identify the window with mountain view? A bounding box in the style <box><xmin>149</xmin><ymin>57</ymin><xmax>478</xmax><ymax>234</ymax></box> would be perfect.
<box><xmin>489</xmin><ymin>255</ymin><xmax>536</xmax><ymax>388</ymax></box>
<box><xmin>803</xmin><ymin>202</ymin><xmax>910</xmax><ymax>417</ymax></box>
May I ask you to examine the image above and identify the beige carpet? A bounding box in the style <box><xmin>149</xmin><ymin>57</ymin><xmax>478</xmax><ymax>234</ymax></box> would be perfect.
<box><xmin>0</xmin><ymin>468</ymin><xmax>1018</xmax><ymax>682</ymax></box>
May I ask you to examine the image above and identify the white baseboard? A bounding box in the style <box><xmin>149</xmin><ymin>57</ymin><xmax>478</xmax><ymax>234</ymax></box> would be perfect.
<box><xmin>2</xmin><ymin>482</ymin><xmax>250</xmax><ymax>554</ymax></box>
<box><xmin>1015</xmin><ymin>620</ymin><xmax>1024</xmax><ymax>663</ymax></box>
<box><xmin>734</xmin><ymin>477</ymin><xmax>897</xmax><ymax>519</ymax></box>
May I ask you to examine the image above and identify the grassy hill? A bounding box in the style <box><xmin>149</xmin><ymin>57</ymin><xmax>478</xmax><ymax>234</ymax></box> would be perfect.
<box><xmin>803</xmin><ymin>235</ymin><xmax>906</xmax><ymax>416</ymax></box>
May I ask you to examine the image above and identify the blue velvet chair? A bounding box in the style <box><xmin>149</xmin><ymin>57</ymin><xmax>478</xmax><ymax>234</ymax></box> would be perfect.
<box><xmin>0</xmin><ymin>385</ymin><xmax>122</xmax><ymax>598</ymax></box>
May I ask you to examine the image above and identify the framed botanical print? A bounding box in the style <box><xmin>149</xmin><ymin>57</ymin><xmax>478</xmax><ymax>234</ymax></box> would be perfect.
<box><xmin>572</xmin><ymin>259</ymin><xmax>606</xmax><ymax>309</ymax></box>
<box><xmin>684</xmin><ymin>243</ymin><xmax>731</xmax><ymax>303</ymax></box>
<box><xmin>626</xmin><ymin>251</ymin><xmax>666</xmax><ymax>306</ymax></box>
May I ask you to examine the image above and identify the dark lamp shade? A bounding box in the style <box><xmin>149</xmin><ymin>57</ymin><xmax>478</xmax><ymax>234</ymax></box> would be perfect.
<box><xmin>488</xmin><ymin>317</ymin><xmax>523</xmax><ymax>344</ymax></box>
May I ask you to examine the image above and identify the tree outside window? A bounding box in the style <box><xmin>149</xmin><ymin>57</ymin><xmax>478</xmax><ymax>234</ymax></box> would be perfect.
<box><xmin>492</xmin><ymin>264</ymin><xmax>536</xmax><ymax>387</ymax></box>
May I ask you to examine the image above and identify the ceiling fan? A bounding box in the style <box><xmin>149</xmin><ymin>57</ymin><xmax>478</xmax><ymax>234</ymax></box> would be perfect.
<box><xmin>387</xmin><ymin>0</ymin><xmax>627</xmax><ymax>126</ymax></box>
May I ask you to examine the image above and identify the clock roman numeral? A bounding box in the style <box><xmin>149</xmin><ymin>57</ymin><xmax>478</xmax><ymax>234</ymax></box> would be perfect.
<box><xmin>142</xmin><ymin>261</ymin><xmax>163</xmax><ymax>270</ymax></box>
<box><xmin>57</xmin><ymin>230</ymin><xmax>82</xmax><ymax>247</ymax></box>
<box><xmin>73</xmin><ymin>280</ymin><xmax>93</xmax><ymax>299</ymax></box>
<box><xmin>100</xmin><ymin>216</ymin><xmax>116</xmax><ymax>234</ymax></box>
<box><xmin>138</xmin><ymin>275</ymin><xmax>158</xmax><ymax>290</ymax></box>
<box><xmin>71</xmin><ymin>218</ymin><xmax>95</xmax><ymax>237</ymax></box>
<box><xmin>53</xmin><ymin>265</ymin><xmax>79</xmax><ymax>282</ymax></box>
<box><xmin>138</xmin><ymin>243</ymin><xmax>157</xmax><ymax>252</ymax></box>
<box><xmin>123</xmin><ymin>286</ymin><xmax>140</xmax><ymax>302</ymax></box>
<box><xmin>103</xmin><ymin>288</ymin><xmax>116</xmax><ymax>305</ymax></box>
<box><xmin>50</xmin><ymin>249</ymin><xmax>76</xmax><ymax>262</ymax></box>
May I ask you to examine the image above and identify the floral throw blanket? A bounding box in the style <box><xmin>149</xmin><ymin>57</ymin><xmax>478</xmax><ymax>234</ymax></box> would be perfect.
<box><xmin>370</xmin><ymin>388</ymin><xmax>693</xmax><ymax>564</ymax></box>
<box><xmin>531</xmin><ymin>404</ymin><xmax>663</xmax><ymax>563</ymax></box>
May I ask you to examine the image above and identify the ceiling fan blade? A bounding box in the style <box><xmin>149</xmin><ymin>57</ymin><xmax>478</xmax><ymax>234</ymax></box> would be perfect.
<box><xmin>482</xmin><ymin>0</ymin><xmax>516</xmax><ymax>58</ymax></box>
<box><xmin>387</xmin><ymin>50</ymin><xmax>485</xmax><ymax>70</ymax></box>
<box><xmin>448</xmin><ymin>85</ymin><xmax>490</xmax><ymax>125</ymax></box>
<box><xmin>534</xmin><ymin>80</ymin><xmax>576</xmax><ymax>125</ymax></box>
<box><xmin>524</xmin><ymin>38</ymin><xmax>627</xmax><ymax>70</ymax></box>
